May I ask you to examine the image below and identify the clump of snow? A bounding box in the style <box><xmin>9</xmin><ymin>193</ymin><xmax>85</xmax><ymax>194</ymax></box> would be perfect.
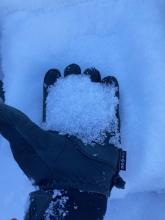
<box><xmin>45</xmin><ymin>190</ymin><xmax>69</xmax><ymax>219</ymax></box>
<box><xmin>44</xmin><ymin>74</ymin><xmax>118</xmax><ymax>145</ymax></box>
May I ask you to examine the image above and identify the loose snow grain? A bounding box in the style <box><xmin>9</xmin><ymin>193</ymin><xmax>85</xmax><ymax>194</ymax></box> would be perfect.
<box><xmin>44</xmin><ymin>75</ymin><xmax>119</xmax><ymax>145</ymax></box>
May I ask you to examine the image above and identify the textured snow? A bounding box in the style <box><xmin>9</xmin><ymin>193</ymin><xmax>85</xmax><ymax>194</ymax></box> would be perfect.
<box><xmin>45</xmin><ymin>74</ymin><xmax>118</xmax><ymax>145</ymax></box>
<box><xmin>0</xmin><ymin>0</ymin><xmax>165</xmax><ymax>219</ymax></box>
<box><xmin>45</xmin><ymin>190</ymin><xmax>69</xmax><ymax>219</ymax></box>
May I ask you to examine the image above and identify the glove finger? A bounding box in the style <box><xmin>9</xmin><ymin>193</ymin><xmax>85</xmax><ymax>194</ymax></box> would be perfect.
<box><xmin>83</xmin><ymin>67</ymin><xmax>101</xmax><ymax>83</ymax></box>
<box><xmin>44</xmin><ymin>69</ymin><xmax>61</xmax><ymax>86</ymax></box>
<box><xmin>64</xmin><ymin>63</ymin><xmax>81</xmax><ymax>77</ymax></box>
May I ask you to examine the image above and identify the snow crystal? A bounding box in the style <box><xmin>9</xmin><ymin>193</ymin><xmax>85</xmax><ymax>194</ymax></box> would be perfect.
<box><xmin>44</xmin><ymin>74</ymin><xmax>119</xmax><ymax>145</ymax></box>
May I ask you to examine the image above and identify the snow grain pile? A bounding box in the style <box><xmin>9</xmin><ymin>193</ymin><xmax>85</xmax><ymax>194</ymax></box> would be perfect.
<box><xmin>45</xmin><ymin>190</ymin><xmax>69</xmax><ymax>220</ymax></box>
<box><xmin>45</xmin><ymin>75</ymin><xmax>118</xmax><ymax>145</ymax></box>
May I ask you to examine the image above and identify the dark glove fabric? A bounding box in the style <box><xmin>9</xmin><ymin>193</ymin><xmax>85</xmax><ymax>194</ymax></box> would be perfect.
<box><xmin>24</xmin><ymin>189</ymin><xmax>107</xmax><ymax>220</ymax></box>
<box><xmin>0</xmin><ymin>103</ymin><xmax>123</xmax><ymax>197</ymax></box>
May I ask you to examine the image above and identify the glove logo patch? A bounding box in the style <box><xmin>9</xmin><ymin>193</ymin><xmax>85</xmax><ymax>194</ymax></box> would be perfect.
<box><xmin>119</xmin><ymin>150</ymin><xmax>127</xmax><ymax>171</ymax></box>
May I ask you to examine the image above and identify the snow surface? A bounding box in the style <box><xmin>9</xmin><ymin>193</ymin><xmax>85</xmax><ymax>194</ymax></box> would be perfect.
<box><xmin>0</xmin><ymin>0</ymin><xmax>165</xmax><ymax>219</ymax></box>
<box><xmin>45</xmin><ymin>75</ymin><xmax>118</xmax><ymax>145</ymax></box>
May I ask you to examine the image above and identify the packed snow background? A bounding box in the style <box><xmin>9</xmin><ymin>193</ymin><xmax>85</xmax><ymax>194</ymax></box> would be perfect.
<box><xmin>0</xmin><ymin>0</ymin><xmax>165</xmax><ymax>219</ymax></box>
<box><xmin>45</xmin><ymin>75</ymin><xmax>119</xmax><ymax>145</ymax></box>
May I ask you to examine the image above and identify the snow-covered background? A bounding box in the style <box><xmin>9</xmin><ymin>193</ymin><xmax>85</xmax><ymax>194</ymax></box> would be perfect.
<box><xmin>0</xmin><ymin>0</ymin><xmax>165</xmax><ymax>219</ymax></box>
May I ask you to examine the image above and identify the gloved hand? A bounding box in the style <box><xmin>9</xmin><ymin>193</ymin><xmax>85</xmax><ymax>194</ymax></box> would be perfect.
<box><xmin>43</xmin><ymin>64</ymin><xmax>126</xmax><ymax>191</ymax></box>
